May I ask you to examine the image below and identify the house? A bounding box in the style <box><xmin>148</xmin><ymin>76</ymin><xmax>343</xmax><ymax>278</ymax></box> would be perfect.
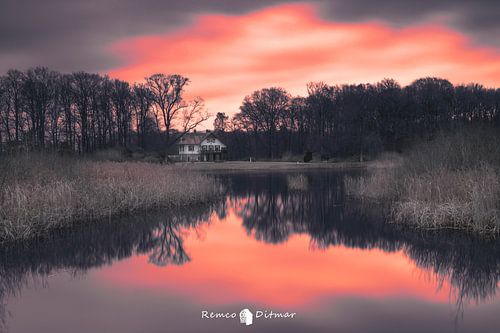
<box><xmin>176</xmin><ymin>131</ymin><xmax>228</xmax><ymax>162</ymax></box>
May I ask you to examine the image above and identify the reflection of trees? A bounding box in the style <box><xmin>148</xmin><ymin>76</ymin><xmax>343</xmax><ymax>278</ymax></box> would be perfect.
<box><xmin>226</xmin><ymin>172</ymin><xmax>401</xmax><ymax>249</ymax></box>
<box><xmin>222</xmin><ymin>172</ymin><xmax>500</xmax><ymax>309</ymax></box>
<box><xmin>1</xmin><ymin>171</ymin><xmax>499</xmax><ymax>327</ymax></box>
<box><xmin>148</xmin><ymin>221</ymin><xmax>189</xmax><ymax>266</ymax></box>
<box><xmin>403</xmin><ymin>232</ymin><xmax>500</xmax><ymax>310</ymax></box>
<box><xmin>0</xmin><ymin>203</ymin><xmax>220</xmax><ymax>331</ymax></box>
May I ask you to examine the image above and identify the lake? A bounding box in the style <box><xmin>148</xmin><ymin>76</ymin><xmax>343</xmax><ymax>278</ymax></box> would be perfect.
<box><xmin>1</xmin><ymin>170</ymin><xmax>499</xmax><ymax>332</ymax></box>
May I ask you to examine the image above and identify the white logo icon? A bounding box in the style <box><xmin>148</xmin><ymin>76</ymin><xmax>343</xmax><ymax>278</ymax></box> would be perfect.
<box><xmin>239</xmin><ymin>308</ymin><xmax>253</xmax><ymax>326</ymax></box>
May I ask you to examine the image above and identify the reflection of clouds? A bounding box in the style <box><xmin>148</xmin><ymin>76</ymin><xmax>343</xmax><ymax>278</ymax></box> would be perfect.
<box><xmin>404</xmin><ymin>232</ymin><xmax>500</xmax><ymax>311</ymax></box>
<box><xmin>0</xmin><ymin>204</ymin><xmax>218</xmax><ymax>331</ymax></box>
<box><xmin>1</xmin><ymin>172</ymin><xmax>499</xmax><ymax>329</ymax></box>
<box><xmin>223</xmin><ymin>172</ymin><xmax>500</xmax><ymax>309</ymax></box>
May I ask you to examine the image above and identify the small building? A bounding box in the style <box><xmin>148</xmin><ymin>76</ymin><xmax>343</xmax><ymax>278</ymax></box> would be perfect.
<box><xmin>176</xmin><ymin>131</ymin><xmax>228</xmax><ymax>162</ymax></box>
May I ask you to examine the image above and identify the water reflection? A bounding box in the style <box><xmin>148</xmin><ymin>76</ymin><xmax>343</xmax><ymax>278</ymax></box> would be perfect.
<box><xmin>404</xmin><ymin>232</ymin><xmax>500</xmax><ymax>308</ymax></box>
<box><xmin>222</xmin><ymin>172</ymin><xmax>500</xmax><ymax>307</ymax></box>
<box><xmin>0</xmin><ymin>204</ymin><xmax>219</xmax><ymax>330</ymax></box>
<box><xmin>0</xmin><ymin>171</ymin><xmax>499</xmax><ymax>332</ymax></box>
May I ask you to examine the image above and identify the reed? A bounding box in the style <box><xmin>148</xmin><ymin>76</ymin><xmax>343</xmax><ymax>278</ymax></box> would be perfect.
<box><xmin>287</xmin><ymin>174</ymin><xmax>309</xmax><ymax>191</ymax></box>
<box><xmin>0</xmin><ymin>153</ymin><xmax>221</xmax><ymax>242</ymax></box>
<box><xmin>346</xmin><ymin>127</ymin><xmax>500</xmax><ymax>234</ymax></box>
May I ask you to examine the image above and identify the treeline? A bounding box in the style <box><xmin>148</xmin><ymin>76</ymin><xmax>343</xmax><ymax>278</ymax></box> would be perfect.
<box><xmin>0</xmin><ymin>67</ymin><xmax>208</xmax><ymax>154</ymax></box>
<box><xmin>216</xmin><ymin>78</ymin><xmax>500</xmax><ymax>160</ymax></box>
<box><xmin>1</xmin><ymin>68</ymin><xmax>498</xmax><ymax>160</ymax></box>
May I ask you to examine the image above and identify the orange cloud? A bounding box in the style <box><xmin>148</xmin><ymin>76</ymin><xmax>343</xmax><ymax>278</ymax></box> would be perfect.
<box><xmin>108</xmin><ymin>3</ymin><xmax>500</xmax><ymax>124</ymax></box>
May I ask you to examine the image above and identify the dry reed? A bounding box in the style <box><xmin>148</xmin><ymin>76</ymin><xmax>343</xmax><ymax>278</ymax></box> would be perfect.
<box><xmin>287</xmin><ymin>174</ymin><xmax>309</xmax><ymax>191</ymax></box>
<box><xmin>0</xmin><ymin>154</ymin><xmax>221</xmax><ymax>241</ymax></box>
<box><xmin>345</xmin><ymin>128</ymin><xmax>500</xmax><ymax>234</ymax></box>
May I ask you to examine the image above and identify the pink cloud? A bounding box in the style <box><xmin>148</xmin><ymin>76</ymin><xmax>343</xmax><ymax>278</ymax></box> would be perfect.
<box><xmin>108</xmin><ymin>3</ymin><xmax>500</xmax><ymax>124</ymax></box>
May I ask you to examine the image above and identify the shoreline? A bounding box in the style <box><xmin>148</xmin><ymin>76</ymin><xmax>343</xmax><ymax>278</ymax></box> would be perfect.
<box><xmin>173</xmin><ymin>161</ymin><xmax>369</xmax><ymax>172</ymax></box>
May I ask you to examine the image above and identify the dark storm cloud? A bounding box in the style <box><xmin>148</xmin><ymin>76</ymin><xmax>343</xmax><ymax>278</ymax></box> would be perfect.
<box><xmin>0</xmin><ymin>0</ymin><xmax>288</xmax><ymax>72</ymax></box>
<box><xmin>322</xmin><ymin>0</ymin><xmax>500</xmax><ymax>44</ymax></box>
<box><xmin>0</xmin><ymin>0</ymin><xmax>498</xmax><ymax>73</ymax></box>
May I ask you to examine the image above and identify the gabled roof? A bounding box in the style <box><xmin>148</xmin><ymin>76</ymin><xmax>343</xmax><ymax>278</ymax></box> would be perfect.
<box><xmin>177</xmin><ymin>131</ymin><xmax>223</xmax><ymax>145</ymax></box>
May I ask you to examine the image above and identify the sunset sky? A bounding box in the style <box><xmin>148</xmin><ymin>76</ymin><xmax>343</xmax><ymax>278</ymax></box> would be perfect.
<box><xmin>1</xmin><ymin>0</ymin><xmax>499</xmax><ymax>123</ymax></box>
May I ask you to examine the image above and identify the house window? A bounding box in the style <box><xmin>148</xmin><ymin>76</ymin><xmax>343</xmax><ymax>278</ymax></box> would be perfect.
<box><xmin>202</xmin><ymin>145</ymin><xmax>207</xmax><ymax>151</ymax></box>
<box><xmin>215</xmin><ymin>145</ymin><xmax>220</xmax><ymax>151</ymax></box>
<box><xmin>179</xmin><ymin>145</ymin><xmax>184</xmax><ymax>152</ymax></box>
<box><xmin>209</xmin><ymin>145</ymin><xmax>214</xmax><ymax>151</ymax></box>
<box><xmin>189</xmin><ymin>145</ymin><xmax>194</xmax><ymax>151</ymax></box>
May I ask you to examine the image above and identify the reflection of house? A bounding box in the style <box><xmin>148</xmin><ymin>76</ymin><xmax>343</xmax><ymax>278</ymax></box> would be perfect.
<box><xmin>176</xmin><ymin>131</ymin><xmax>228</xmax><ymax>162</ymax></box>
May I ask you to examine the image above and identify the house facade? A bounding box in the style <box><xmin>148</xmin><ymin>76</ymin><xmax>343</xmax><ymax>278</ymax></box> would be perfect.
<box><xmin>176</xmin><ymin>131</ymin><xmax>228</xmax><ymax>162</ymax></box>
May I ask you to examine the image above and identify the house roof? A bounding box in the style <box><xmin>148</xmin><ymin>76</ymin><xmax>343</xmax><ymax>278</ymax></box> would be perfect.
<box><xmin>177</xmin><ymin>132</ymin><xmax>223</xmax><ymax>145</ymax></box>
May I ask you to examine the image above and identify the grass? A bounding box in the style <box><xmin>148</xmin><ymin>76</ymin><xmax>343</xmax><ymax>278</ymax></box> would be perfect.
<box><xmin>287</xmin><ymin>174</ymin><xmax>309</xmax><ymax>191</ymax></box>
<box><xmin>0</xmin><ymin>153</ymin><xmax>221</xmax><ymax>242</ymax></box>
<box><xmin>92</xmin><ymin>147</ymin><xmax>165</xmax><ymax>163</ymax></box>
<box><xmin>346</xmin><ymin>127</ymin><xmax>500</xmax><ymax>234</ymax></box>
<box><xmin>179</xmin><ymin>160</ymin><xmax>367</xmax><ymax>172</ymax></box>
<box><xmin>344</xmin><ymin>167</ymin><xmax>398</xmax><ymax>200</ymax></box>
<box><xmin>392</xmin><ymin>164</ymin><xmax>499</xmax><ymax>232</ymax></box>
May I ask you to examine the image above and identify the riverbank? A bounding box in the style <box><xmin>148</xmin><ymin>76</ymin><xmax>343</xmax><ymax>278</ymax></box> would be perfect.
<box><xmin>347</xmin><ymin>128</ymin><xmax>500</xmax><ymax>234</ymax></box>
<box><xmin>0</xmin><ymin>154</ymin><xmax>221</xmax><ymax>242</ymax></box>
<box><xmin>175</xmin><ymin>160</ymin><xmax>370</xmax><ymax>172</ymax></box>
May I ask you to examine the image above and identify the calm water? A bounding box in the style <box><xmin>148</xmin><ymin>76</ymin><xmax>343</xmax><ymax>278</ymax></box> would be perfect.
<box><xmin>1</xmin><ymin>171</ymin><xmax>500</xmax><ymax>333</ymax></box>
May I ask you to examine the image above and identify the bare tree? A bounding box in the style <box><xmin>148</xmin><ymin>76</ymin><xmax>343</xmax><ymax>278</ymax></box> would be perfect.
<box><xmin>70</xmin><ymin>72</ymin><xmax>101</xmax><ymax>153</ymax></box>
<box><xmin>0</xmin><ymin>80</ymin><xmax>5</xmax><ymax>146</ymax></box>
<box><xmin>239</xmin><ymin>87</ymin><xmax>290</xmax><ymax>158</ymax></box>
<box><xmin>3</xmin><ymin>70</ymin><xmax>25</xmax><ymax>143</ymax></box>
<box><xmin>0</xmin><ymin>66</ymin><xmax>498</xmax><ymax>160</ymax></box>
<box><xmin>146</xmin><ymin>74</ymin><xmax>189</xmax><ymax>145</ymax></box>
<box><xmin>22</xmin><ymin>67</ymin><xmax>58</xmax><ymax>149</ymax></box>
<box><xmin>133</xmin><ymin>84</ymin><xmax>154</xmax><ymax>148</ymax></box>
<box><xmin>111</xmin><ymin>79</ymin><xmax>133</xmax><ymax>147</ymax></box>
<box><xmin>179</xmin><ymin>97</ymin><xmax>210</xmax><ymax>134</ymax></box>
<box><xmin>213</xmin><ymin>112</ymin><xmax>229</xmax><ymax>132</ymax></box>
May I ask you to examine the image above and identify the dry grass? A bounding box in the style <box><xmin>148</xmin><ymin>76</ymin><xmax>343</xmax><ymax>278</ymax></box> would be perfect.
<box><xmin>345</xmin><ymin>168</ymin><xmax>399</xmax><ymax>200</ymax></box>
<box><xmin>180</xmin><ymin>161</ymin><xmax>366</xmax><ymax>172</ymax></box>
<box><xmin>287</xmin><ymin>174</ymin><xmax>309</xmax><ymax>191</ymax></box>
<box><xmin>0</xmin><ymin>153</ymin><xmax>221</xmax><ymax>242</ymax></box>
<box><xmin>346</xmin><ymin>127</ymin><xmax>500</xmax><ymax>234</ymax></box>
<box><xmin>392</xmin><ymin>164</ymin><xmax>500</xmax><ymax>232</ymax></box>
<box><xmin>92</xmin><ymin>147</ymin><xmax>165</xmax><ymax>163</ymax></box>
<box><xmin>92</xmin><ymin>148</ymin><xmax>126</xmax><ymax>162</ymax></box>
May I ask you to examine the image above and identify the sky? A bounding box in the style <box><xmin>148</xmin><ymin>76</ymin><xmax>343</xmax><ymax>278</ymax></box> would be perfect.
<box><xmin>1</xmin><ymin>0</ymin><xmax>499</xmax><ymax>124</ymax></box>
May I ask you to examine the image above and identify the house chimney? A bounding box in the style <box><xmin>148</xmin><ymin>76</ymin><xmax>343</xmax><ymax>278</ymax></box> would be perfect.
<box><xmin>193</xmin><ymin>129</ymin><xmax>197</xmax><ymax>133</ymax></box>
<box><xmin>206</xmin><ymin>129</ymin><xmax>211</xmax><ymax>133</ymax></box>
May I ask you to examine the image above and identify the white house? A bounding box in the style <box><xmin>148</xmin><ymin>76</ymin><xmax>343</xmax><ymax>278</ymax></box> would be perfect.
<box><xmin>176</xmin><ymin>131</ymin><xmax>228</xmax><ymax>162</ymax></box>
